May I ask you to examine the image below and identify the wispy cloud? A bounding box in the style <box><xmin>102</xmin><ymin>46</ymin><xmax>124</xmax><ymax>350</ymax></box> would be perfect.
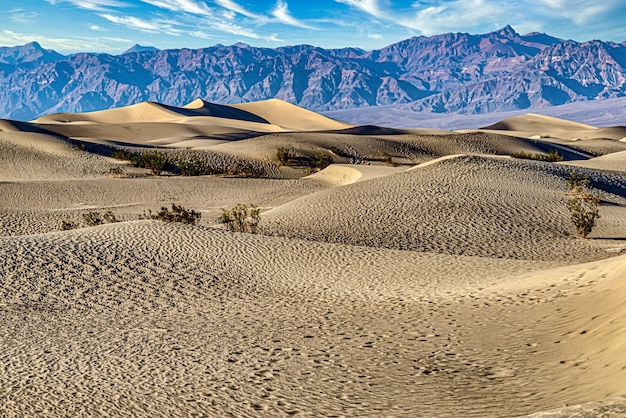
<box><xmin>271</xmin><ymin>0</ymin><xmax>316</xmax><ymax>29</ymax></box>
<box><xmin>139</xmin><ymin>0</ymin><xmax>210</xmax><ymax>15</ymax></box>
<box><xmin>214</xmin><ymin>0</ymin><xmax>264</xmax><ymax>19</ymax></box>
<box><xmin>99</xmin><ymin>14</ymin><xmax>182</xmax><ymax>36</ymax></box>
<box><xmin>10</xmin><ymin>10</ymin><xmax>38</xmax><ymax>24</ymax></box>
<box><xmin>0</xmin><ymin>29</ymin><xmax>117</xmax><ymax>52</ymax></box>
<box><xmin>335</xmin><ymin>0</ymin><xmax>384</xmax><ymax>18</ymax></box>
<box><xmin>90</xmin><ymin>25</ymin><xmax>105</xmax><ymax>31</ymax></box>
<box><xmin>45</xmin><ymin>0</ymin><xmax>126</xmax><ymax>12</ymax></box>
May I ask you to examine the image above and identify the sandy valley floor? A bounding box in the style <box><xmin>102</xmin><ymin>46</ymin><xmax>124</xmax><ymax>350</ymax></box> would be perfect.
<box><xmin>1</xmin><ymin>100</ymin><xmax>625</xmax><ymax>417</ymax></box>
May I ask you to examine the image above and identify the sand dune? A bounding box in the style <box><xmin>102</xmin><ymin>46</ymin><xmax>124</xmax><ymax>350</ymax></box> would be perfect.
<box><xmin>483</xmin><ymin>113</ymin><xmax>597</xmax><ymax>134</ymax></box>
<box><xmin>305</xmin><ymin>164</ymin><xmax>405</xmax><ymax>186</ymax></box>
<box><xmin>2</xmin><ymin>102</ymin><xmax>626</xmax><ymax>417</ymax></box>
<box><xmin>481</xmin><ymin>114</ymin><xmax>626</xmax><ymax>142</ymax></box>
<box><xmin>0</xmin><ymin>131</ymin><xmax>116</xmax><ymax>181</ymax></box>
<box><xmin>230</xmin><ymin>99</ymin><xmax>352</xmax><ymax>131</ymax></box>
<box><xmin>561</xmin><ymin>150</ymin><xmax>626</xmax><ymax>172</ymax></box>
<box><xmin>262</xmin><ymin>155</ymin><xmax>626</xmax><ymax>261</ymax></box>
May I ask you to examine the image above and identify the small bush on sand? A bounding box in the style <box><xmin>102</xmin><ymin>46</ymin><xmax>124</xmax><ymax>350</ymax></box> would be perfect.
<box><xmin>311</xmin><ymin>152</ymin><xmax>333</xmax><ymax>170</ymax></box>
<box><xmin>154</xmin><ymin>204</ymin><xmax>201</xmax><ymax>225</ymax></box>
<box><xmin>565</xmin><ymin>170</ymin><xmax>602</xmax><ymax>239</ymax></box>
<box><xmin>276</xmin><ymin>147</ymin><xmax>296</xmax><ymax>166</ymax></box>
<box><xmin>108</xmin><ymin>167</ymin><xmax>126</xmax><ymax>178</ymax></box>
<box><xmin>61</xmin><ymin>219</ymin><xmax>79</xmax><ymax>230</ymax></box>
<box><xmin>111</xmin><ymin>150</ymin><xmax>170</xmax><ymax>175</ymax></box>
<box><xmin>175</xmin><ymin>156</ymin><xmax>214</xmax><ymax>176</ymax></box>
<box><xmin>380</xmin><ymin>151</ymin><xmax>395</xmax><ymax>166</ymax></box>
<box><xmin>82</xmin><ymin>210</ymin><xmax>118</xmax><ymax>227</ymax></box>
<box><xmin>220</xmin><ymin>204</ymin><xmax>261</xmax><ymax>233</ymax></box>
<box><xmin>61</xmin><ymin>210</ymin><xmax>118</xmax><ymax>230</ymax></box>
<box><xmin>141</xmin><ymin>151</ymin><xmax>169</xmax><ymax>175</ymax></box>
<box><xmin>511</xmin><ymin>150</ymin><xmax>563</xmax><ymax>162</ymax></box>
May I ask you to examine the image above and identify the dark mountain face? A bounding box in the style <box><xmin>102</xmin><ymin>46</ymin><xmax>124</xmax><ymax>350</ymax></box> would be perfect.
<box><xmin>1</xmin><ymin>27</ymin><xmax>625</xmax><ymax>120</ymax></box>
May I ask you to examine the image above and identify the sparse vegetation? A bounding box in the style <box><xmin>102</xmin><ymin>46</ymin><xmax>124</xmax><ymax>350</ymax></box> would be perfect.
<box><xmin>276</xmin><ymin>147</ymin><xmax>296</xmax><ymax>166</ymax></box>
<box><xmin>511</xmin><ymin>150</ymin><xmax>563</xmax><ymax>162</ymax></box>
<box><xmin>61</xmin><ymin>219</ymin><xmax>79</xmax><ymax>230</ymax></box>
<box><xmin>175</xmin><ymin>156</ymin><xmax>214</xmax><ymax>176</ymax></box>
<box><xmin>141</xmin><ymin>151</ymin><xmax>168</xmax><ymax>175</ymax></box>
<box><xmin>111</xmin><ymin>149</ymin><xmax>170</xmax><ymax>175</ymax></box>
<box><xmin>220</xmin><ymin>204</ymin><xmax>261</xmax><ymax>233</ymax></box>
<box><xmin>380</xmin><ymin>151</ymin><xmax>395</xmax><ymax>166</ymax></box>
<box><xmin>565</xmin><ymin>170</ymin><xmax>602</xmax><ymax>239</ymax></box>
<box><xmin>108</xmin><ymin>167</ymin><xmax>126</xmax><ymax>178</ymax></box>
<box><xmin>311</xmin><ymin>151</ymin><xmax>333</xmax><ymax>170</ymax></box>
<box><xmin>60</xmin><ymin>210</ymin><xmax>118</xmax><ymax>230</ymax></box>
<box><xmin>153</xmin><ymin>204</ymin><xmax>202</xmax><ymax>225</ymax></box>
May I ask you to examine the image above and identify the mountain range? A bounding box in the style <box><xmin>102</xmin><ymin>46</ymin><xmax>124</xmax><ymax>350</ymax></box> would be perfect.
<box><xmin>1</xmin><ymin>25</ymin><xmax>625</xmax><ymax>121</ymax></box>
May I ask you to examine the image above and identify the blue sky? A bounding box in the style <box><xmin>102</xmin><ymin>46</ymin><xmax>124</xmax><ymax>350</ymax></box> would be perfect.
<box><xmin>2</xmin><ymin>0</ymin><xmax>626</xmax><ymax>54</ymax></box>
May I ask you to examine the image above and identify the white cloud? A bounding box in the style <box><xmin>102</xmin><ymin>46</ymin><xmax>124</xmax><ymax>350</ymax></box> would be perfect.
<box><xmin>99</xmin><ymin>14</ymin><xmax>182</xmax><ymax>36</ymax></box>
<box><xmin>335</xmin><ymin>0</ymin><xmax>384</xmax><ymax>18</ymax></box>
<box><xmin>0</xmin><ymin>29</ymin><xmax>117</xmax><ymax>53</ymax></box>
<box><xmin>46</xmin><ymin>0</ymin><xmax>126</xmax><ymax>11</ymax></box>
<box><xmin>10</xmin><ymin>11</ymin><xmax>38</xmax><ymax>24</ymax></box>
<box><xmin>402</xmin><ymin>0</ymin><xmax>506</xmax><ymax>33</ymax></box>
<box><xmin>214</xmin><ymin>0</ymin><xmax>263</xmax><ymax>19</ymax></box>
<box><xmin>271</xmin><ymin>0</ymin><xmax>316</xmax><ymax>29</ymax></box>
<box><xmin>368</xmin><ymin>33</ymin><xmax>383</xmax><ymax>39</ymax></box>
<box><xmin>90</xmin><ymin>25</ymin><xmax>105</xmax><ymax>31</ymax></box>
<box><xmin>139</xmin><ymin>0</ymin><xmax>211</xmax><ymax>15</ymax></box>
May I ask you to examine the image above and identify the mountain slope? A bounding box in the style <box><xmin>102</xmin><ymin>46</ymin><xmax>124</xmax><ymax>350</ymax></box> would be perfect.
<box><xmin>1</xmin><ymin>26</ymin><xmax>625</xmax><ymax>120</ymax></box>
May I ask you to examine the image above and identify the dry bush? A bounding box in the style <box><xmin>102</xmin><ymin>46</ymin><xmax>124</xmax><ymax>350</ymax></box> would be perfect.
<box><xmin>220</xmin><ymin>204</ymin><xmax>261</xmax><ymax>233</ymax></box>
<box><xmin>565</xmin><ymin>170</ymin><xmax>602</xmax><ymax>238</ymax></box>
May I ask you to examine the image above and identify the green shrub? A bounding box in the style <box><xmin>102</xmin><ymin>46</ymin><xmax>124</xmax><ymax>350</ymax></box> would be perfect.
<box><xmin>82</xmin><ymin>210</ymin><xmax>117</xmax><ymax>227</ymax></box>
<box><xmin>154</xmin><ymin>204</ymin><xmax>201</xmax><ymax>225</ymax></box>
<box><xmin>311</xmin><ymin>152</ymin><xmax>333</xmax><ymax>170</ymax></box>
<box><xmin>142</xmin><ymin>151</ymin><xmax>168</xmax><ymax>175</ymax></box>
<box><xmin>565</xmin><ymin>170</ymin><xmax>602</xmax><ymax>239</ymax></box>
<box><xmin>220</xmin><ymin>204</ymin><xmax>261</xmax><ymax>233</ymax></box>
<box><xmin>380</xmin><ymin>151</ymin><xmax>395</xmax><ymax>166</ymax></box>
<box><xmin>276</xmin><ymin>147</ymin><xmax>296</xmax><ymax>166</ymax></box>
<box><xmin>61</xmin><ymin>219</ymin><xmax>79</xmax><ymax>230</ymax></box>
<box><xmin>111</xmin><ymin>150</ymin><xmax>137</xmax><ymax>162</ymax></box>
<box><xmin>511</xmin><ymin>150</ymin><xmax>563</xmax><ymax>162</ymax></box>
<box><xmin>175</xmin><ymin>156</ymin><xmax>214</xmax><ymax>176</ymax></box>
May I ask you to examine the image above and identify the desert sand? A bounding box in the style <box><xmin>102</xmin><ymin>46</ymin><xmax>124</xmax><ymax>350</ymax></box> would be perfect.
<box><xmin>1</xmin><ymin>100</ymin><xmax>625</xmax><ymax>417</ymax></box>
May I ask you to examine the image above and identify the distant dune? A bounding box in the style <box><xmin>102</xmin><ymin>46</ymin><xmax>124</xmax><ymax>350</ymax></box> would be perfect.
<box><xmin>1</xmin><ymin>100</ymin><xmax>626</xmax><ymax>417</ymax></box>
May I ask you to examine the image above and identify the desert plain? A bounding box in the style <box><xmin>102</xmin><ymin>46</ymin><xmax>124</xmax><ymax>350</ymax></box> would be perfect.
<box><xmin>1</xmin><ymin>99</ymin><xmax>626</xmax><ymax>417</ymax></box>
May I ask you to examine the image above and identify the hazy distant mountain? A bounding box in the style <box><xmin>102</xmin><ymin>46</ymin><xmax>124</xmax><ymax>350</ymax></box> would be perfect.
<box><xmin>1</xmin><ymin>26</ymin><xmax>625</xmax><ymax>121</ymax></box>
<box><xmin>122</xmin><ymin>44</ymin><xmax>159</xmax><ymax>55</ymax></box>
<box><xmin>0</xmin><ymin>41</ymin><xmax>64</xmax><ymax>66</ymax></box>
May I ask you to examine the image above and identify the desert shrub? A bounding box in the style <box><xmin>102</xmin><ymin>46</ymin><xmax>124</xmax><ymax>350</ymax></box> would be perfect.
<box><xmin>380</xmin><ymin>151</ymin><xmax>395</xmax><ymax>166</ymax></box>
<box><xmin>220</xmin><ymin>204</ymin><xmax>261</xmax><ymax>233</ymax></box>
<box><xmin>111</xmin><ymin>150</ymin><xmax>137</xmax><ymax>162</ymax></box>
<box><xmin>108</xmin><ymin>167</ymin><xmax>126</xmax><ymax>178</ymax></box>
<box><xmin>311</xmin><ymin>152</ymin><xmax>333</xmax><ymax>170</ymax></box>
<box><xmin>141</xmin><ymin>151</ymin><xmax>169</xmax><ymax>175</ymax></box>
<box><xmin>511</xmin><ymin>150</ymin><xmax>563</xmax><ymax>162</ymax></box>
<box><xmin>276</xmin><ymin>147</ymin><xmax>296</xmax><ymax>166</ymax></box>
<box><xmin>61</xmin><ymin>210</ymin><xmax>118</xmax><ymax>230</ymax></box>
<box><xmin>565</xmin><ymin>170</ymin><xmax>602</xmax><ymax>238</ymax></box>
<box><xmin>154</xmin><ymin>204</ymin><xmax>201</xmax><ymax>225</ymax></box>
<box><xmin>228</xmin><ymin>161</ymin><xmax>264</xmax><ymax>178</ymax></box>
<box><xmin>82</xmin><ymin>210</ymin><xmax>117</xmax><ymax>227</ymax></box>
<box><xmin>175</xmin><ymin>156</ymin><xmax>214</xmax><ymax>176</ymax></box>
<box><xmin>82</xmin><ymin>212</ymin><xmax>104</xmax><ymax>227</ymax></box>
<box><xmin>61</xmin><ymin>219</ymin><xmax>79</xmax><ymax>230</ymax></box>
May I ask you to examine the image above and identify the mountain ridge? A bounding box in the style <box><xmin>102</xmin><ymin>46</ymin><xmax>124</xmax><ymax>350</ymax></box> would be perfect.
<box><xmin>1</xmin><ymin>26</ymin><xmax>625</xmax><ymax>121</ymax></box>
